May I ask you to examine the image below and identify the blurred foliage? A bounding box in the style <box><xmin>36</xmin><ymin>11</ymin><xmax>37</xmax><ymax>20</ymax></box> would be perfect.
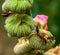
<box><xmin>0</xmin><ymin>0</ymin><xmax>60</xmax><ymax>55</ymax></box>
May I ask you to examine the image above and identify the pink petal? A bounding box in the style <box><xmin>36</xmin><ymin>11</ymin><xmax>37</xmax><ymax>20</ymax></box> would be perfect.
<box><xmin>33</xmin><ymin>14</ymin><xmax>48</xmax><ymax>26</ymax></box>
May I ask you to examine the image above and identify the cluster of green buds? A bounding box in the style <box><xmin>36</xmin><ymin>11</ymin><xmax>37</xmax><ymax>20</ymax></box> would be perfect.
<box><xmin>2</xmin><ymin>0</ymin><xmax>34</xmax><ymax>38</ymax></box>
<box><xmin>2</xmin><ymin>0</ymin><xmax>55</xmax><ymax>55</ymax></box>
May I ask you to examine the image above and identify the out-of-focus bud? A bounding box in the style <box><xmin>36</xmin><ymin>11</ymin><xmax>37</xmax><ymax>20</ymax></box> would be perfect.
<box><xmin>13</xmin><ymin>37</ymin><xmax>31</xmax><ymax>55</ymax></box>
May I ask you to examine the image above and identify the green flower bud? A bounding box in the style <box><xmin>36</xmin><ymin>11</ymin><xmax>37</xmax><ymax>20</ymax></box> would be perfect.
<box><xmin>29</xmin><ymin>29</ymin><xmax>55</xmax><ymax>50</ymax></box>
<box><xmin>13</xmin><ymin>37</ymin><xmax>31</xmax><ymax>55</ymax></box>
<box><xmin>4</xmin><ymin>14</ymin><xmax>34</xmax><ymax>37</ymax></box>
<box><xmin>2</xmin><ymin>0</ymin><xmax>32</xmax><ymax>13</ymax></box>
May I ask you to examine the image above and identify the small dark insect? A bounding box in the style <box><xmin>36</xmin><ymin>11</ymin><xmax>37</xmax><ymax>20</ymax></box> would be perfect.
<box><xmin>36</xmin><ymin>26</ymin><xmax>46</xmax><ymax>43</ymax></box>
<box><xmin>47</xmin><ymin>36</ymin><xmax>54</xmax><ymax>40</ymax></box>
<box><xmin>1</xmin><ymin>13</ymin><xmax>10</xmax><ymax>17</ymax></box>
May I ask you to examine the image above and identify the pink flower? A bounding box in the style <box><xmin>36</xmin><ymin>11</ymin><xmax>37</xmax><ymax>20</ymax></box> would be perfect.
<box><xmin>33</xmin><ymin>14</ymin><xmax>48</xmax><ymax>30</ymax></box>
<box><xmin>33</xmin><ymin>14</ymin><xmax>48</xmax><ymax>26</ymax></box>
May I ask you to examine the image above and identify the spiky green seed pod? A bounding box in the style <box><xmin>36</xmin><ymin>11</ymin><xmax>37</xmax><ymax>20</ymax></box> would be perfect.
<box><xmin>4</xmin><ymin>14</ymin><xmax>34</xmax><ymax>37</ymax></box>
<box><xmin>13</xmin><ymin>37</ymin><xmax>31</xmax><ymax>55</ymax></box>
<box><xmin>2</xmin><ymin>0</ymin><xmax>33</xmax><ymax>13</ymax></box>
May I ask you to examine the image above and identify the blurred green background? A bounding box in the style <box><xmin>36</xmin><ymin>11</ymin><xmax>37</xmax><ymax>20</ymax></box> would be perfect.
<box><xmin>0</xmin><ymin>0</ymin><xmax>60</xmax><ymax>55</ymax></box>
